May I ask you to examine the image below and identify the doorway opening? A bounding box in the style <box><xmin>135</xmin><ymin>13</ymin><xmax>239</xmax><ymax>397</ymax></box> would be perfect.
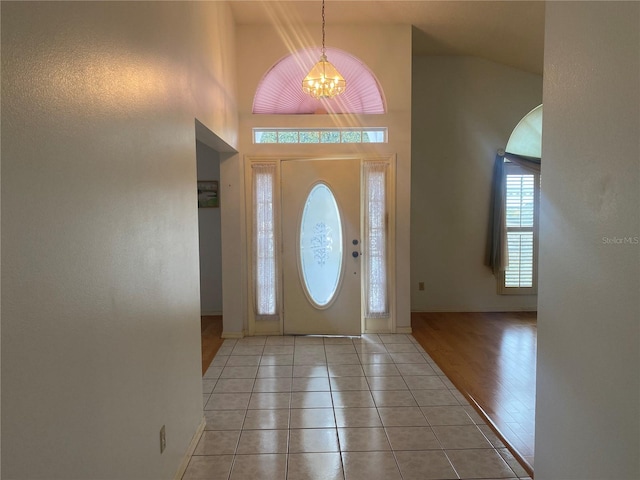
<box><xmin>195</xmin><ymin>119</ymin><xmax>238</xmax><ymax>371</ymax></box>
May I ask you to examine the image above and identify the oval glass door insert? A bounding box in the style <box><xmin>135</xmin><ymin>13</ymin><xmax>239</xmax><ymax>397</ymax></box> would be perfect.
<box><xmin>300</xmin><ymin>183</ymin><xmax>343</xmax><ymax>307</ymax></box>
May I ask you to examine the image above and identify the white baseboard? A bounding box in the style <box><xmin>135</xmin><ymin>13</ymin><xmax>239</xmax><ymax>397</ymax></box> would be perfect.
<box><xmin>363</xmin><ymin>330</ymin><xmax>391</xmax><ymax>334</ymax></box>
<box><xmin>221</xmin><ymin>331</ymin><xmax>244</xmax><ymax>339</ymax></box>
<box><xmin>174</xmin><ymin>417</ymin><xmax>205</xmax><ymax>480</ymax></box>
<box><xmin>396</xmin><ymin>326</ymin><xmax>413</xmax><ymax>334</ymax></box>
<box><xmin>411</xmin><ymin>307</ymin><xmax>537</xmax><ymax>313</ymax></box>
<box><xmin>252</xmin><ymin>330</ymin><xmax>282</xmax><ymax>336</ymax></box>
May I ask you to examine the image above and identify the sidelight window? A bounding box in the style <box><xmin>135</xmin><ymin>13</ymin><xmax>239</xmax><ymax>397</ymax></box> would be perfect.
<box><xmin>252</xmin><ymin>164</ymin><xmax>278</xmax><ymax>317</ymax></box>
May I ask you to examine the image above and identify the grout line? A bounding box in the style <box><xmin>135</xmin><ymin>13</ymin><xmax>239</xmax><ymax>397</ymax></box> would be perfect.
<box><xmin>198</xmin><ymin>332</ymin><xmax>530</xmax><ymax>479</ymax></box>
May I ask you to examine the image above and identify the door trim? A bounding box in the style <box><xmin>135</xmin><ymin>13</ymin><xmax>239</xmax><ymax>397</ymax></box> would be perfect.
<box><xmin>244</xmin><ymin>154</ymin><xmax>397</xmax><ymax>336</ymax></box>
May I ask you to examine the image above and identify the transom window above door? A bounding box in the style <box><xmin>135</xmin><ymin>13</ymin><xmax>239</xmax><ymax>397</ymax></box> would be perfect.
<box><xmin>253</xmin><ymin>128</ymin><xmax>387</xmax><ymax>144</ymax></box>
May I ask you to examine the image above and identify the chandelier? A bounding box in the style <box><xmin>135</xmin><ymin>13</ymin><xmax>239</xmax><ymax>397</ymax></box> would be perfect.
<box><xmin>302</xmin><ymin>0</ymin><xmax>346</xmax><ymax>99</ymax></box>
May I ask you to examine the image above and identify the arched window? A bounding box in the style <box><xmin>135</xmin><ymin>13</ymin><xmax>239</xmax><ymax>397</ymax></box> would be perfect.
<box><xmin>500</xmin><ymin>105</ymin><xmax>542</xmax><ymax>294</ymax></box>
<box><xmin>253</xmin><ymin>47</ymin><xmax>386</xmax><ymax>115</ymax></box>
<box><xmin>506</xmin><ymin>104</ymin><xmax>543</xmax><ymax>159</ymax></box>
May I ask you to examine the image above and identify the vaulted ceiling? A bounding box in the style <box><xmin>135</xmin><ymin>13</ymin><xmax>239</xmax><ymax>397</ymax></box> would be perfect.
<box><xmin>230</xmin><ymin>1</ymin><xmax>545</xmax><ymax>75</ymax></box>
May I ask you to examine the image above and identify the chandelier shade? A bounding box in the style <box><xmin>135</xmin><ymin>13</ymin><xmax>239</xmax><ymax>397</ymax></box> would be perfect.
<box><xmin>302</xmin><ymin>54</ymin><xmax>346</xmax><ymax>99</ymax></box>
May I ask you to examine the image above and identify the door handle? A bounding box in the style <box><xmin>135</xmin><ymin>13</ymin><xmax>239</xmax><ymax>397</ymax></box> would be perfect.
<box><xmin>352</xmin><ymin>251</ymin><xmax>359</xmax><ymax>258</ymax></box>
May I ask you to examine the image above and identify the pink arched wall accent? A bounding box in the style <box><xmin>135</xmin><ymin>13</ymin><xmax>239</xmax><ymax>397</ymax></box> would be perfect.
<box><xmin>253</xmin><ymin>47</ymin><xmax>386</xmax><ymax>115</ymax></box>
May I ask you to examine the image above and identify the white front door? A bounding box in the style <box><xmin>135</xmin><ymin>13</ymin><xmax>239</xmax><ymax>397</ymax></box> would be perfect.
<box><xmin>281</xmin><ymin>158</ymin><xmax>361</xmax><ymax>335</ymax></box>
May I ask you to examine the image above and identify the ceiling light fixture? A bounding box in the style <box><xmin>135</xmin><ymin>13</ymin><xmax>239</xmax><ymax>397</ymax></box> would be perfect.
<box><xmin>302</xmin><ymin>0</ymin><xmax>346</xmax><ymax>99</ymax></box>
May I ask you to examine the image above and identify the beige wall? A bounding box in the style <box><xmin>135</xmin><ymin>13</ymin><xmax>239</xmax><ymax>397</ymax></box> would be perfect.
<box><xmin>233</xmin><ymin>24</ymin><xmax>413</xmax><ymax>333</ymax></box>
<box><xmin>536</xmin><ymin>2</ymin><xmax>639</xmax><ymax>479</ymax></box>
<box><xmin>411</xmin><ymin>56</ymin><xmax>542</xmax><ymax>312</ymax></box>
<box><xmin>1</xmin><ymin>2</ymin><xmax>238</xmax><ymax>479</ymax></box>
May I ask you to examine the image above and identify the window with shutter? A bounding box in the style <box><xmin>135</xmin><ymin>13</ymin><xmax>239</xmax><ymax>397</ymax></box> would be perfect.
<box><xmin>500</xmin><ymin>163</ymin><xmax>539</xmax><ymax>294</ymax></box>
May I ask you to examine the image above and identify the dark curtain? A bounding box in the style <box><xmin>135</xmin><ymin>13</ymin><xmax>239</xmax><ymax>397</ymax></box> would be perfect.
<box><xmin>485</xmin><ymin>150</ymin><xmax>541</xmax><ymax>275</ymax></box>
<box><xmin>485</xmin><ymin>153</ymin><xmax>507</xmax><ymax>274</ymax></box>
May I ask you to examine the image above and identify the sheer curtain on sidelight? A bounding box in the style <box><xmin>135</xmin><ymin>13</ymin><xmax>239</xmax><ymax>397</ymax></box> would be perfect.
<box><xmin>252</xmin><ymin>164</ymin><xmax>278</xmax><ymax>319</ymax></box>
<box><xmin>363</xmin><ymin>162</ymin><xmax>389</xmax><ymax>318</ymax></box>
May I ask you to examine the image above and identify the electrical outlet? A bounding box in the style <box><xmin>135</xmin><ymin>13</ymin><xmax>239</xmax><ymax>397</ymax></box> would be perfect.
<box><xmin>160</xmin><ymin>425</ymin><xmax>166</xmax><ymax>454</ymax></box>
<box><xmin>418</xmin><ymin>282</ymin><xmax>425</xmax><ymax>291</ymax></box>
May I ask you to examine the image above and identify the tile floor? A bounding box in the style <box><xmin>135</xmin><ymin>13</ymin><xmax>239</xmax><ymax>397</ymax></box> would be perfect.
<box><xmin>184</xmin><ymin>334</ymin><xmax>532</xmax><ymax>480</ymax></box>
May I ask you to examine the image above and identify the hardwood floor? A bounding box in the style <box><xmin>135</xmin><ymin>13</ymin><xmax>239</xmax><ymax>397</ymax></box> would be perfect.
<box><xmin>201</xmin><ymin>315</ymin><xmax>224</xmax><ymax>375</ymax></box>
<box><xmin>412</xmin><ymin>311</ymin><xmax>536</xmax><ymax>476</ymax></box>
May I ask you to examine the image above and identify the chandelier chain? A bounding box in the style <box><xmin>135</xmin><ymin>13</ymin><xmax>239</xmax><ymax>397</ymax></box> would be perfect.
<box><xmin>321</xmin><ymin>0</ymin><xmax>326</xmax><ymax>55</ymax></box>
<box><xmin>301</xmin><ymin>0</ymin><xmax>346</xmax><ymax>99</ymax></box>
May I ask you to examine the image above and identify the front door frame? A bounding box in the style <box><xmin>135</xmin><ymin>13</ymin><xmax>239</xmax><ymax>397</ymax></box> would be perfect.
<box><xmin>244</xmin><ymin>154</ymin><xmax>397</xmax><ymax>336</ymax></box>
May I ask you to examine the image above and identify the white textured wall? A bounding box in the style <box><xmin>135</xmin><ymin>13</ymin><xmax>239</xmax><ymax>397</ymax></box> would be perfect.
<box><xmin>1</xmin><ymin>2</ymin><xmax>237</xmax><ymax>479</ymax></box>
<box><xmin>219</xmin><ymin>150</ymin><xmax>247</xmax><ymax>337</ymax></box>
<box><xmin>411</xmin><ymin>56</ymin><xmax>542</xmax><ymax>312</ymax></box>
<box><xmin>197</xmin><ymin>142</ymin><xmax>223</xmax><ymax>314</ymax></box>
<box><xmin>236</xmin><ymin>23</ymin><xmax>413</xmax><ymax>332</ymax></box>
<box><xmin>536</xmin><ymin>2</ymin><xmax>639</xmax><ymax>479</ymax></box>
